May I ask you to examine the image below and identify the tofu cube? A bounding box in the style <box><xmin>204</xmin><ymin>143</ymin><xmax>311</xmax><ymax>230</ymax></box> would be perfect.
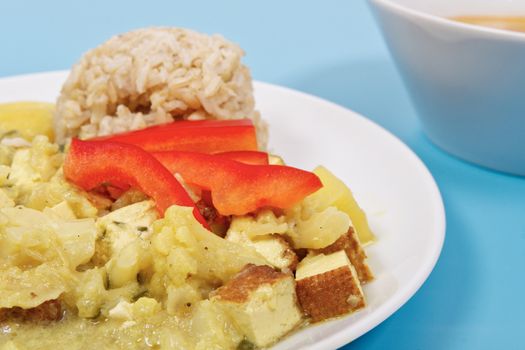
<box><xmin>315</xmin><ymin>227</ymin><xmax>374</xmax><ymax>283</ymax></box>
<box><xmin>295</xmin><ymin>250</ymin><xmax>365</xmax><ymax>322</ymax></box>
<box><xmin>211</xmin><ymin>264</ymin><xmax>303</xmax><ymax>347</ymax></box>
<box><xmin>226</xmin><ymin>231</ymin><xmax>298</xmax><ymax>271</ymax></box>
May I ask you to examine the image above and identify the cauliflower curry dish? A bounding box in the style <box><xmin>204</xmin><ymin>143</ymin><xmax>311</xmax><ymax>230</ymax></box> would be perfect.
<box><xmin>0</xmin><ymin>28</ymin><xmax>375</xmax><ymax>350</ymax></box>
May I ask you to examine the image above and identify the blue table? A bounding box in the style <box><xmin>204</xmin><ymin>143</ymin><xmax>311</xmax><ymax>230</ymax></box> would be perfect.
<box><xmin>1</xmin><ymin>1</ymin><xmax>524</xmax><ymax>348</ymax></box>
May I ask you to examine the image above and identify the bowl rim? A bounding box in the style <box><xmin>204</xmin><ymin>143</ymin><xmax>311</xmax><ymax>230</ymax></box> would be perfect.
<box><xmin>368</xmin><ymin>0</ymin><xmax>525</xmax><ymax>42</ymax></box>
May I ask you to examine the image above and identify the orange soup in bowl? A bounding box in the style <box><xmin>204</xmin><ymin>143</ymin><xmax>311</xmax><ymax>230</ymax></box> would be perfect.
<box><xmin>450</xmin><ymin>16</ymin><xmax>525</xmax><ymax>33</ymax></box>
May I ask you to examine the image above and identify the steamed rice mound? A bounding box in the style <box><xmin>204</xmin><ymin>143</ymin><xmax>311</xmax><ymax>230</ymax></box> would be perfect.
<box><xmin>54</xmin><ymin>27</ymin><xmax>267</xmax><ymax>147</ymax></box>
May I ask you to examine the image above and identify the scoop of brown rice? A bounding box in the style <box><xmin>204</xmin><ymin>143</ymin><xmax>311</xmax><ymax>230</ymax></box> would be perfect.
<box><xmin>54</xmin><ymin>27</ymin><xmax>267</xmax><ymax>148</ymax></box>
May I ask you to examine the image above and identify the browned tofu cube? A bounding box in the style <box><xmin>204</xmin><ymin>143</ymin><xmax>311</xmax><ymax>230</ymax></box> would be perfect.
<box><xmin>295</xmin><ymin>251</ymin><xmax>365</xmax><ymax>322</ymax></box>
<box><xmin>211</xmin><ymin>264</ymin><xmax>303</xmax><ymax>347</ymax></box>
<box><xmin>315</xmin><ymin>227</ymin><xmax>373</xmax><ymax>284</ymax></box>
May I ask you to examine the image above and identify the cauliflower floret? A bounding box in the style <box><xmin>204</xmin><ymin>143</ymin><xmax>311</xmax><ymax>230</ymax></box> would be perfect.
<box><xmin>8</xmin><ymin>136</ymin><xmax>62</xmax><ymax>196</ymax></box>
<box><xmin>227</xmin><ymin>205</ymin><xmax>350</xmax><ymax>250</ymax></box>
<box><xmin>288</xmin><ymin>206</ymin><xmax>350</xmax><ymax>249</ymax></box>
<box><xmin>229</xmin><ymin>209</ymin><xmax>288</xmax><ymax>239</ymax></box>
<box><xmin>3</xmin><ymin>136</ymin><xmax>98</xmax><ymax>218</ymax></box>
<box><xmin>151</xmin><ymin>205</ymin><xmax>269</xmax><ymax>284</ymax></box>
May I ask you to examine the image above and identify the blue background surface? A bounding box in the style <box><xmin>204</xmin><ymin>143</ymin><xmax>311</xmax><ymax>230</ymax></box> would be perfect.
<box><xmin>1</xmin><ymin>1</ymin><xmax>524</xmax><ymax>349</ymax></box>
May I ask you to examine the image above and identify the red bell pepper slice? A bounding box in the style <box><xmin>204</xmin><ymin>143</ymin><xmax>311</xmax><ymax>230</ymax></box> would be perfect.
<box><xmin>215</xmin><ymin>151</ymin><xmax>269</xmax><ymax>165</ymax></box>
<box><xmin>92</xmin><ymin>119</ymin><xmax>258</xmax><ymax>153</ymax></box>
<box><xmin>152</xmin><ymin>151</ymin><xmax>323</xmax><ymax>216</ymax></box>
<box><xmin>64</xmin><ymin>139</ymin><xmax>207</xmax><ymax>226</ymax></box>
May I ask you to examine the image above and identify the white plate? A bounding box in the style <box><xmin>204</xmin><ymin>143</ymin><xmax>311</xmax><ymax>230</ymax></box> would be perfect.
<box><xmin>0</xmin><ymin>71</ymin><xmax>446</xmax><ymax>350</ymax></box>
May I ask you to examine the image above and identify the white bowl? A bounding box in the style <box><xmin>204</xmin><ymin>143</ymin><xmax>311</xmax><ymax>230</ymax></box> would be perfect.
<box><xmin>368</xmin><ymin>0</ymin><xmax>525</xmax><ymax>176</ymax></box>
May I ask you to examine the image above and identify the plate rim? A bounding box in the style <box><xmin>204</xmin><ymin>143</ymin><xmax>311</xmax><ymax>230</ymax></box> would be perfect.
<box><xmin>0</xmin><ymin>70</ymin><xmax>446</xmax><ymax>349</ymax></box>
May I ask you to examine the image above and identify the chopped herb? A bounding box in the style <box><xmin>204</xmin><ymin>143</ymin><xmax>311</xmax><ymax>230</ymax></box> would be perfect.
<box><xmin>137</xmin><ymin>226</ymin><xmax>148</xmax><ymax>232</ymax></box>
